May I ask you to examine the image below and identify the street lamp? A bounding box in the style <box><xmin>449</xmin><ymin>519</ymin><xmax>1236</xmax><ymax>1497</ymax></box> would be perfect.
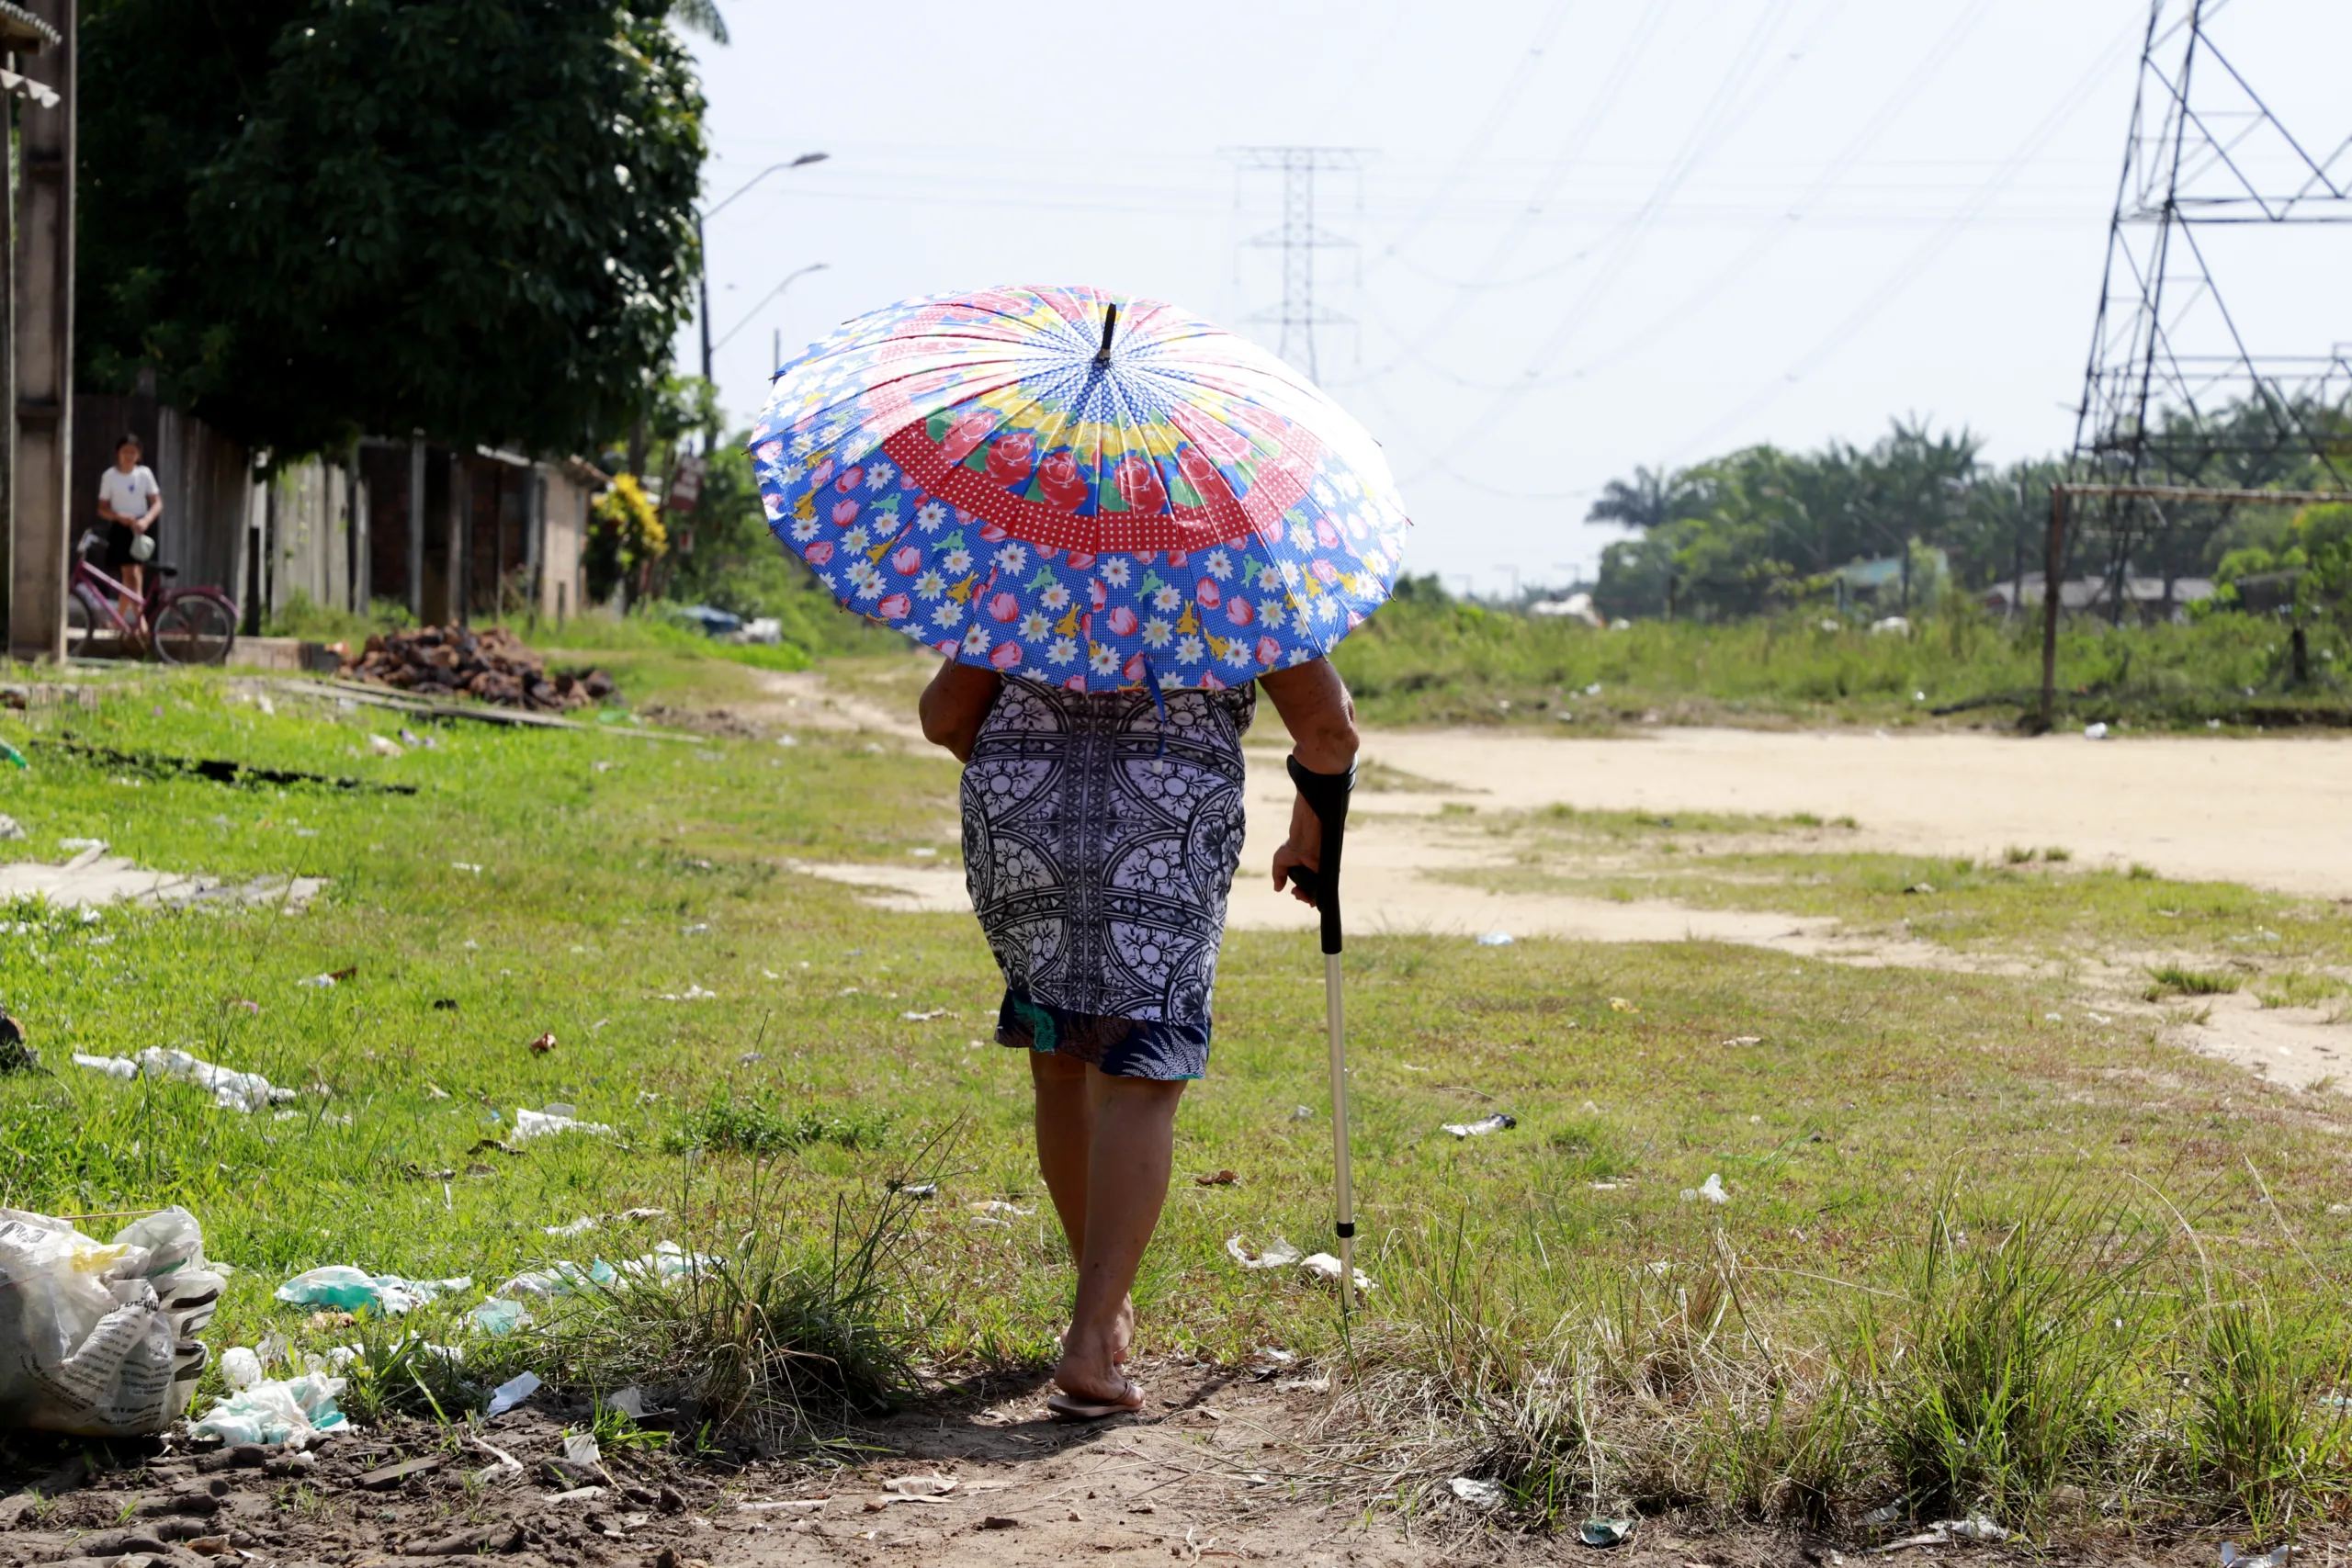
<box><xmin>714</xmin><ymin>262</ymin><xmax>829</xmax><ymax>359</ymax></box>
<box><xmin>697</xmin><ymin>150</ymin><xmax>829</xmax><ymax>386</ymax></box>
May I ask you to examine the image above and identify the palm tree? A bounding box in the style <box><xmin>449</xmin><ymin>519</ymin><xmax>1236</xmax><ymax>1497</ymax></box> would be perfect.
<box><xmin>669</xmin><ymin>0</ymin><xmax>728</xmax><ymax>43</ymax></box>
<box><xmin>1586</xmin><ymin>465</ymin><xmax>1699</xmax><ymax>531</ymax></box>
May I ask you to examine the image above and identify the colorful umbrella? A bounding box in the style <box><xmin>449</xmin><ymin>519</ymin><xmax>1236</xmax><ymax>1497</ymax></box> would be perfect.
<box><xmin>746</xmin><ymin>284</ymin><xmax>1410</xmax><ymax>691</ymax></box>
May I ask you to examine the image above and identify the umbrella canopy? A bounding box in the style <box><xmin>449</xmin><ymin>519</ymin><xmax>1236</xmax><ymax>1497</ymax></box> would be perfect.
<box><xmin>748</xmin><ymin>285</ymin><xmax>1410</xmax><ymax>690</ymax></box>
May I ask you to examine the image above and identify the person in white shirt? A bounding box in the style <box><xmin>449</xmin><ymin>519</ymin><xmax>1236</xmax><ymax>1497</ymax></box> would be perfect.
<box><xmin>96</xmin><ymin>434</ymin><xmax>163</xmax><ymax>623</ymax></box>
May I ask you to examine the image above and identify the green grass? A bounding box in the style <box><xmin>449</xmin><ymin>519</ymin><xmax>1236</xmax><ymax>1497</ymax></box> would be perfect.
<box><xmin>3</xmin><ymin>661</ymin><xmax>2350</xmax><ymax>1536</ymax></box>
<box><xmin>1331</xmin><ymin>596</ymin><xmax>2352</xmax><ymax>731</ymax></box>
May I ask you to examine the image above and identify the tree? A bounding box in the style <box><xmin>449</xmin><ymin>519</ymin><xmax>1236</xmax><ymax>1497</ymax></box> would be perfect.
<box><xmin>79</xmin><ymin>1</ymin><xmax>707</xmax><ymax>459</ymax></box>
<box><xmin>1585</xmin><ymin>465</ymin><xmax>1704</xmax><ymax>531</ymax></box>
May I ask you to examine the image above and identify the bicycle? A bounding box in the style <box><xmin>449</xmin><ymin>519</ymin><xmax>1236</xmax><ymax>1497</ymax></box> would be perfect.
<box><xmin>66</xmin><ymin>530</ymin><xmax>240</xmax><ymax>665</ymax></box>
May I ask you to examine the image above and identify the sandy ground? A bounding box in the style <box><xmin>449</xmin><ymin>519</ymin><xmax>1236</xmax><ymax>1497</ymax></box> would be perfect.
<box><xmin>1344</xmin><ymin>725</ymin><xmax>2352</xmax><ymax>900</ymax></box>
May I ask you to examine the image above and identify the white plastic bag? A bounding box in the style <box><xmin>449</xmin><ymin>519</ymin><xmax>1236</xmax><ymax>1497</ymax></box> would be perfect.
<box><xmin>189</xmin><ymin>1371</ymin><xmax>347</xmax><ymax>1447</ymax></box>
<box><xmin>0</xmin><ymin>1205</ymin><xmax>227</xmax><ymax>1436</ymax></box>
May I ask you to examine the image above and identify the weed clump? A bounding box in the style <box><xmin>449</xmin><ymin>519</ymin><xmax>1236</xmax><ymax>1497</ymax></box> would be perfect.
<box><xmin>2145</xmin><ymin>964</ymin><xmax>2240</xmax><ymax>999</ymax></box>
<box><xmin>666</xmin><ymin>1098</ymin><xmax>892</xmax><ymax>1156</ymax></box>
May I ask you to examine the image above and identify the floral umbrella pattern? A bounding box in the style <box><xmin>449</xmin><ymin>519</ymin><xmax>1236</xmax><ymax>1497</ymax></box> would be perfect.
<box><xmin>747</xmin><ymin>285</ymin><xmax>1410</xmax><ymax>690</ymax></box>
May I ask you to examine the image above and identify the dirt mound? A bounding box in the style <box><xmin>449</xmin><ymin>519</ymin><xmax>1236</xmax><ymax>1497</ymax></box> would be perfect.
<box><xmin>342</xmin><ymin>626</ymin><xmax>613</xmax><ymax>711</ymax></box>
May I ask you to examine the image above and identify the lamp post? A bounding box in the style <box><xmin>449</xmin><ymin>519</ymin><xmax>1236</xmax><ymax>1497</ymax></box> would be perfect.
<box><xmin>714</xmin><ymin>262</ymin><xmax>830</xmax><ymax>361</ymax></box>
<box><xmin>696</xmin><ymin>150</ymin><xmax>829</xmax><ymax>387</ymax></box>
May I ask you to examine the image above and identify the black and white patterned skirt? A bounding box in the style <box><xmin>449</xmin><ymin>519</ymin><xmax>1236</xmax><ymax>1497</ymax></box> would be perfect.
<box><xmin>961</xmin><ymin>677</ymin><xmax>1256</xmax><ymax>1079</ymax></box>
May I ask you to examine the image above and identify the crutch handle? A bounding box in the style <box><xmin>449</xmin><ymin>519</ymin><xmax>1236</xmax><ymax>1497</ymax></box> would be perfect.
<box><xmin>1284</xmin><ymin>756</ymin><xmax>1353</xmax><ymax>955</ymax></box>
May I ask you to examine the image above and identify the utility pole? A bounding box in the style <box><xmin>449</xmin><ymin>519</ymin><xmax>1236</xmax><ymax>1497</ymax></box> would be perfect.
<box><xmin>1231</xmin><ymin>147</ymin><xmax>1365</xmax><ymax>383</ymax></box>
<box><xmin>8</xmin><ymin>0</ymin><xmax>69</xmax><ymax>661</ymax></box>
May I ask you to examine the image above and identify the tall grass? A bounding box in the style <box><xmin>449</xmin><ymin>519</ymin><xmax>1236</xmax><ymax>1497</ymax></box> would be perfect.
<box><xmin>1330</xmin><ymin>597</ymin><xmax>2351</xmax><ymax>728</ymax></box>
<box><xmin>1308</xmin><ymin>1188</ymin><xmax>2347</xmax><ymax>1543</ymax></box>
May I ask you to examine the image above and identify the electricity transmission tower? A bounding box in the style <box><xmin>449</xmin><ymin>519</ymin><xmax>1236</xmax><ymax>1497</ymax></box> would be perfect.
<box><xmin>2038</xmin><ymin>0</ymin><xmax>2352</xmax><ymax>720</ymax></box>
<box><xmin>1231</xmin><ymin>147</ymin><xmax>1367</xmax><ymax>383</ymax></box>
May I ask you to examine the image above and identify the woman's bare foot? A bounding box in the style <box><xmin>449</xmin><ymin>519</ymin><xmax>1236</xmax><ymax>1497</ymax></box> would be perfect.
<box><xmin>1111</xmin><ymin>1293</ymin><xmax>1136</xmax><ymax>1366</ymax></box>
<box><xmin>1054</xmin><ymin>1319</ymin><xmax>1144</xmax><ymax>1410</ymax></box>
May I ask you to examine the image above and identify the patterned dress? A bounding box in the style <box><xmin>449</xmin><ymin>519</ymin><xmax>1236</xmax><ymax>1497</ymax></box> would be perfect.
<box><xmin>962</xmin><ymin>677</ymin><xmax>1257</xmax><ymax>1080</ymax></box>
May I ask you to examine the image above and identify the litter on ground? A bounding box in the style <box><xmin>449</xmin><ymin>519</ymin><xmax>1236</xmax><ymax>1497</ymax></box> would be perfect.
<box><xmin>1449</xmin><ymin>1477</ymin><xmax>1504</xmax><ymax>1506</ymax></box>
<box><xmin>190</xmin><ymin>1371</ymin><xmax>348</xmax><ymax>1448</ymax></box>
<box><xmin>1476</xmin><ymin>931</ymin><xmax>1514</xmax><ymax>946</ymax></box>
<box><xmin>0</xmin><ymin>1206</ymin><xmax>227</xmax><ymax>1436</ymax></box>
<box><xmin>72</xmin><ymin>1045</ymin><xmax>296</xmax><ymax>1112</ymax></box>
<box><xmin>1442</xmin><ymin>1112</ymin><xmax>1516</xmax><ymax>1138</ymax></box>
<box><xmin>1681</xmin><ymin>1173</ymin><xmax>1729</xmax><ymax>1205</ymax></box>
<box><xmin>275</xmin><ymin>1265</ymin><xmax>473</xmax><ymax>1314</ymax></box>
<box><xmin>1581</xmin><ymin>1517</ymin><xmax>1636</xmax><ymax>1548</ymax></box>
<box><xmin>484</xmin><ymin>1371</ymin><xmax>543</xmax><ymax>1416</ymax></box>
<box><xmin>512</xmin><ymin>1105</ymin><xmax>617</xmax><ymax>1142</ymax></box>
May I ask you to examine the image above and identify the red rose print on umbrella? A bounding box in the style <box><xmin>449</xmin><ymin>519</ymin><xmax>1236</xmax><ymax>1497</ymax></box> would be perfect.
<box><xmin>1114</xmin><ymin>456</ymin><xmax>1168</xmax><ymax>513</ymax></box>
<box><xmin>987</xmin><ymin>432</ymin><xmax>1038</xmax><ymax>487</ymax></box>
<box><xmin>1038</xmin><ymin>449</ymin><xmax>1090</xmax><ymax>512</ymax></box>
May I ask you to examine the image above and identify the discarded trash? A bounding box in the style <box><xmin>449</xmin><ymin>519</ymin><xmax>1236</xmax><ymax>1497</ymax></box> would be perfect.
<box><xmin>472</xmin><ymin>1299</ymin><xmax>530</xmax><ymax>1336</ymax></box>
<box><xmin>657</xmin><ymin>984</ymin><xmax>718</xmax><ymax>1001</ymax></box>
<box><xmin>894</xmin><ymin>1181</ymin><xmax>939</xmax><ymax>1199</ymax></box>
<box><xmin>2221</xmin><ymin>1543</ymin><xmax>2292</xmax><ymax>1568</ymax></box>
<box><xmin>1194</xmin><ymin>1169</ymin><xmax>1238</xmax><ymax>1186</ymax></box>
<box><xmin>0</xmin><ymin>1005</ymin><xmax>32</xmax><ymax>1073</ymax></box>
<box><xmin>562</xmin><ymin>1431</ymin><xmax>603</xmax><ymax>1467</ymax></box>
<box><xmin>1904</xmin><ymin>882</ymin><xmax>1936</xmax><ymax>895</ymax></box>
<box><xmin>1883</xmin><ymin>1517</ymin><xmax>2010</xmax><ymax>1551</ymax></box>
<box><xmin>484</xmin><ymin>1371</ymin><xmax>543</xmax><ymax>1416</ymax></box>
<box><xmin>0</xmin><ymin>1206</ymin><xmax>228</xmax><ymax>1436</ymax></box>
<box><xmin>471</xmin><ymin>1436</ymin><xmax>526</xmax><ymax>1479</ymax></box>
<box><xmin>0</xmin><ymin>741</ymin><xmax>22</xmax><ymax>771</ymax></box>
<box><xmin>1723</xmin><ymin>1035</ymin><xmax>1762</xmax><ymax>1046</ymax></box>
<box><xmin>512</xmin><ymin>1105</ymin><xmax>616</xmax><ymax>1142</ymax></box>
<box><xmin>496</xmin><ymin>1241</ymin><xmax>713</xmax><ymax>1300</ymax></box>
<box><xmin>60</xmin><ymin>837</ymin><xmax>107</xmax><ymax>852</ymax></box>
<box><xmin>1580</xmin><ymin>1517</ymin><xmax>1635</xmax><ymax>1548</ymax></box>
<box><xmin>883</xmin><ymin>1473</ymin><xmax>958</xmax><ymax>1498</ymax></box>
<box><xmin>2083</xmin><ymin>722</ymin><xmax>2109</xmax><ymax>740</ymax></box>
<box><xmin>967</xmin><ymin>1200</ymin><xmax>1035</xmax><ymax>1217</ymax></box>
<box><xmin>191</xmin><ymin>1371</ymin><xmax>347</xmax><ymax>1449</ymax></box>
<box><xmin>220</xmin><ymin>1347</ymin><xmax>265</xmax><ymax>1391</ymax></box>
<box><xmin>1299</xmin><ymin>1251</ymin><xmax>1377</xmax><ymax>1292</ymax></box>
<box><xmin>274</xmin><ymin>1265</ymin><xmax>473</xmax><ymax>1315</ymax></box>
<box><xmin>1609</xmin><ymin>997</ymin><xmax>1638</xmax><ymax>1012</ymax></box>
<box><xmin>1448</xmin><ymin>1476</ymin><xmax>1505</xmax><ymax>1506</ymax></box>
<box><xmin>901</xmin><ymin>1008</ymin><xmax>950</xmax><ymax>1021</ymax></box>
<box><xmin>543</xmin><ymin>1216</ymin><xmax>600</xmax><ymax>1237</ymax></box>
<box><xmin>1442</xmin><ymin>1112</ymin><xmax>1517</xmax><ymax>1138</ymax></box>
<box><xmin>367</xmin><ymin>733</ymin><xmax>404</xmax><ymax>757</ymax></box>
<box><xmin>71</xmin><ymin>1046</ymin><xmax>296</xmax><ymax>1112</ymax></box>
<box><xmin>0</xmin><ymin>813</ymin><xmax>21</xmax><ymax>840</ymax></box>
<box><xmin>527</xmin><ymin>1032</ymin><xmax>557</xmax><ymax>1055</ymax></box>
<box><xmin>1680</xmin><ymin>1174</ymin><xmax>1729</xmax><ymax>1205</ymax></box>
<box><xmin>1290</xmin><ymin>1104</ymin><xmax>1313</xmax><ymax>1121</ymax></box>
<box><xmin>605</xmin><ymin>1386</ymin><xmax>647</xmax><ymax>1419</ymax></box>
<box><xmin>1226</xmin><ymin>1235</ymin><xmax>1302</xmax><ymax>1270</ymax></box>
<box><xmin>1476</xmin><ymin>931</ymin><xmax>1514</xmax><ymax>946</ymax></box>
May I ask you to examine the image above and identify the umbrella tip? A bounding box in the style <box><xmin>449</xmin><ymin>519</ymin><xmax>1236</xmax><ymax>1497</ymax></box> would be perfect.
<box><xmin>1094</xmin><ymin>303</ymin><xmax>1119</xmax><ymax>367</ymax></box>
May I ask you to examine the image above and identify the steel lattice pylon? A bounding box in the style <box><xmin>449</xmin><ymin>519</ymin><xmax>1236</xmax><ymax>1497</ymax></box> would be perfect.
<box><xmin>2072</xmin><ymin>0</ymin><xmax>2352</xmax><ymax>491</ymax></box>
<box><xmin>1231</xmin><ymin>147</ymin><xmax>1365</xmax><ymax>385</ymax></box>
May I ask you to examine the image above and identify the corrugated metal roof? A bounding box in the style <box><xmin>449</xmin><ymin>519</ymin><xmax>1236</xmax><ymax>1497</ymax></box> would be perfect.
<box><xmin>0</xmin><ymin>3</ymin><xmax>58</xmax><ymax>51</ymax></box>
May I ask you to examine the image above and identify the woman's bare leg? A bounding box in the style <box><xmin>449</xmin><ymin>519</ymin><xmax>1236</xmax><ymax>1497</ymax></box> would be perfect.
<box><xmin>1053</xmin><ymin>1068</ymin><xmax>1183</xmax><ymax>1406</ymax></box>
<box><xmin>1029</xmin><ymin>1052</ymin><xmax>1137</xmax><ymax>1369</ymax></box>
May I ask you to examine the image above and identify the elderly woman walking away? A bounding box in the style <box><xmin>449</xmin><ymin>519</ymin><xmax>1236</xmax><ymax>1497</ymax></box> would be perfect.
<box><xmin>922</xmin><ymin>657</ymin><xmax>1358</xmax><ymax>1419</ymax></box>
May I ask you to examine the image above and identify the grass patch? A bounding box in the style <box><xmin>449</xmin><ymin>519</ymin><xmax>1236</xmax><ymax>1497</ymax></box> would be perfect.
<box><xmin>665</xmin><ymin>1096</ymin><xmax>894</xmax><ymax>1156</ymax></box>
<box><xmin>2147</xmin><ymin>964</ymin><xmax>2243</xmax><ymax>998</ymax></box>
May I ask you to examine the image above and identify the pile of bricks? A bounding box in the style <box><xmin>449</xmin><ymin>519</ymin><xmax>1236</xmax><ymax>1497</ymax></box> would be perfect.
<box><xmin>340</xmin><ymin>626</ymin><xmax>613</xmax><ymax>710</ymax></box>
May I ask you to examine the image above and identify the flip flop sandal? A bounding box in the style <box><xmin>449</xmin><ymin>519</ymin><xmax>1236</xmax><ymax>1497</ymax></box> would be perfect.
<box><xmin>1046</xmin><ymin>1386</ymin><xmax>1141</xmax><ymax>1422</ymax></box>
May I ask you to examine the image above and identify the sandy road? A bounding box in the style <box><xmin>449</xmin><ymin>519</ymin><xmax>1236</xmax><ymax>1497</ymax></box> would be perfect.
<box><xmin>1327</xmin><ymin>726</ymin><xmax>2352</xmax><ymax>901</ymax></box>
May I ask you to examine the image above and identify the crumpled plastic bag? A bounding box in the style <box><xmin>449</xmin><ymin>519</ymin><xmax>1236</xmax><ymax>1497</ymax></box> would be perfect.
<box><xmin>189</xmin><ymin>1371</ymin><xmax>347</xmax><ymax>1448</ymax></box>
<box><xmin>71</xmin><ymin>1047</ymin><xmax>295</xmax><ymax>1113</ymax></box>
<box><xmin>274</xmin><ymin>1265</ymin><xmax>472</xmax><ymax>1314</ymax></box>
<box><xmin>495</xmin><ymin>1241</ymin><xmax>712</xmax><ymax>1300</ymax></box>
<box><xmin>512</xmin><ymin>1105</ymin><xmax>616</xmax><ymax>1143</ymax></box>
<box><xmin>0</xmin><ymin>1206</ymin><xmax>227</xmax><ymax>1436</ymax></box>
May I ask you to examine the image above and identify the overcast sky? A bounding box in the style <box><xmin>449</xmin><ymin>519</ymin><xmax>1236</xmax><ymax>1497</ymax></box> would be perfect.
<box><xmin>679</xmin><ymin>1</ymin><xmax>2352</xmax><ymax>597</ymax></box>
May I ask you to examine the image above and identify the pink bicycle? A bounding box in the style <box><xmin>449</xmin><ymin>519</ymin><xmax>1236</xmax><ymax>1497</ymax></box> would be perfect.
<box><xmin>66</xmin><ymin>529</ymin><xmax>239</xmax><ymax>664</ymax></box>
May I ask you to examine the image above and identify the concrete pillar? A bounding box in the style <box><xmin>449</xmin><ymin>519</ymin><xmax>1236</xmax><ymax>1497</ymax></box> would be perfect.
<box><xmin>446</xmin><ymin>451</ymin><xmax>465</xmax><ymax>626</ymax></box>
<box><xmin>9</xmin><ymin>0</ymin><xmax>72</xmax><ymax>661</ymax></box>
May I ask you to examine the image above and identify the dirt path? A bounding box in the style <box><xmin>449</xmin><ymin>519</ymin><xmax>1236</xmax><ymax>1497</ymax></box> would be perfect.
<box><xmin>1346</xmin><ymin>726</ymin><xmax>2352</xmax><ymax>900</ymax></box>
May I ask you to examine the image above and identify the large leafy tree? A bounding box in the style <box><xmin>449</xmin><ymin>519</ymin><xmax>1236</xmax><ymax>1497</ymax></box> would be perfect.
<box><xmin>79</xmin><ymin>1</ymin><xmax>707</xmax><ymax>457</ymax></box>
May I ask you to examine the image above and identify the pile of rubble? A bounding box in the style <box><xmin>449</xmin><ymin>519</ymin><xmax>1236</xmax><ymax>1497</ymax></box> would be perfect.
<box><xmin>340</xmin><ymin>626</ymin><xmax>613</xmax><ymax>711</ymax></box>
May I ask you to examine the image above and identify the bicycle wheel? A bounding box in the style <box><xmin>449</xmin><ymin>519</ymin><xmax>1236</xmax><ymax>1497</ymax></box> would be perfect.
<box><xmin>63</xmin><ymin>588</ymin><xmax>97</xmax><ymax>660</ymax></box>
<box><xmin>152</xmin><ymin>593</ymin><xmax>237</xmax><ymax>666</ymax></box>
